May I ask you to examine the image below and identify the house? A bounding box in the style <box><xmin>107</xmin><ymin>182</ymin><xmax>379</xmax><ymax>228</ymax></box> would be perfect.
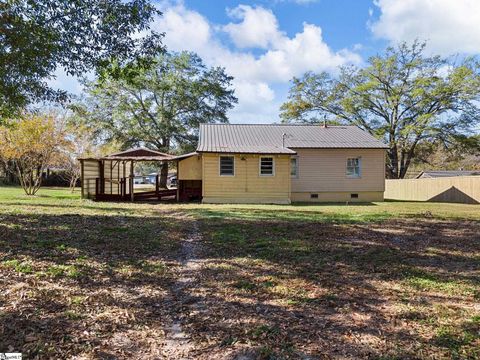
<box><xmin>176</xmin><ymin>124</ymin><xmax>387</xmax><ymax>204</ymax></box>
<box><xmin>415</xmin><ymin>170</ymin><xmax>480</xmax><ymax>179</ymax></box>
<box><xmin>78</xmin><ymin>124</ymin><xmax>387</xmax><ymax>203</ymax></box>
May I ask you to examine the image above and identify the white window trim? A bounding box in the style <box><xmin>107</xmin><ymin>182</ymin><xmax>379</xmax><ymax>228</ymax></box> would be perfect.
<box><xmin>291</xmin><ymin>156</ymin><xmax>299</xmax><ymax>179</ymax></box>
<box><xmin>346</xmin><ymin>157</ymin><xmax>362</xmax><ymax>178</ymax></box>
<box><xmin>219</xmin><ymin>155</ymin><xmax>235</xmax><ymax>177</ymax></box>
<box><xmin>259</xmin><ymin>156</ymin><xmax>275</xmax><ymax>177</ymax></box>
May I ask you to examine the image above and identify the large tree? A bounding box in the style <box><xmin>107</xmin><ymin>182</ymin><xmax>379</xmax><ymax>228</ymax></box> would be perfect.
<box><xmin>75</xmin><ymin>51</ymin><xmax>237</xmax><ymax>186</ymax></box>
<box><xmin>0</xmin><ymin>113</ymin><xmax>65</xmax><ymax>195</ymax></box>
<box><xmin>281</xmin><ymin>42</ymin><xmax>480</xmax><ymax>179</ymax></box>
<box><xmin>0</xmin><ymin>0</ymin><xmax>163</xmax><ymax>120</ymax></box>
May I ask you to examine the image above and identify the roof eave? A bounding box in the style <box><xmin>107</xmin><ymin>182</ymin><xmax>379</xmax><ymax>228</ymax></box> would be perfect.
<box><xmin>196</xmin><ymin>150</ymin><xmax>297</xmax><ymax>155</ymax></box>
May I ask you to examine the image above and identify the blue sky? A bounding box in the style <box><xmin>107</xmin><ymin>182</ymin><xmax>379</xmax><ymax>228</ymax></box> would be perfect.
<box><xmin>52</xmin><ymin>0</ymin><xmax>480</xmax><ymax>124</ymax></box>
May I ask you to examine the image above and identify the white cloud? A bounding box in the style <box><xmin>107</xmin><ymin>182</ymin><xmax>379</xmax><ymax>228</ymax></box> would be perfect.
<box><xmin>371</xmin><ymin>0</ymin><xmax>480</xmax><ymax>55</ymax></box>
<box><xmin>157</xmin><ymin>3</ymin><xmax>211</xmax><ymax>54</ymax></box>
<box><xmin>152</xmin><ymin>2</ymin><xmax>360</xmax><ymax>123</ymax></box>
<box><xmin>223</xmin><ymin>5</ymin><xmax>282</xmax><ymax>49</ymax></box>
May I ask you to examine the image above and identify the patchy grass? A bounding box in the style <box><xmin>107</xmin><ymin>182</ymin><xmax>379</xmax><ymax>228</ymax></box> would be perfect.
<box><xmin>193</xmin><ymin>211</ymin><xmax>479</xmax><ymax>358</ymax></box>
<box><xmin>0</xmin><ymin>186</ymin><xmax>479</xmax><ymax>359</ymax></box>
<box><xmin>0</xmin><ymin>187</ymin><xmax>186</xmax><ymax>359</ymax></box>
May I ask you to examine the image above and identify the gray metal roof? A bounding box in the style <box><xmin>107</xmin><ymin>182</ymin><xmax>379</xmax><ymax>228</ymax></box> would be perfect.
<box><xmin>416</xmin><ymin>170</ymin><xmax>480</xmax><ymax>178</ymax></box>
<box><xmin>197</xmin><ymin>124</ymin><xmax>387</xmax><ymax>154</ymax></box>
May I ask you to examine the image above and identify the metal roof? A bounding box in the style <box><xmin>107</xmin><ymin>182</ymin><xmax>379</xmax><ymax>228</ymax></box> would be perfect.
<box><xmin>78</xmin><ymin>147</ymin><xmax>175</xmax><ymax>162</ymax></box>
<box><xmin>197</xmin><ymin>124</ymin><xmax>387</xmax><ymax>154</ymax></box>
<box><xmin>416</xmin><ymin>170</ymin><xmax>480</xmax><ymax>178</ymax></box>
<box><xmin>108</xmin><ymin>147</ymin><xmax>171</xmax><ymax>157</ymax></box>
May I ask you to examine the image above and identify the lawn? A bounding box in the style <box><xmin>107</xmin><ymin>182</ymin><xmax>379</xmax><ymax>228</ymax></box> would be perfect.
<box><xmin>0</xmin><ymin>186</ymin><xmax>479</xmax><ymax>359</ymax></box>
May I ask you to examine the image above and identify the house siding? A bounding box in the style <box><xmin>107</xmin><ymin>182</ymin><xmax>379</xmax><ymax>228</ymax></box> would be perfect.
<box><xmin>291</xmin><ymin>148</ymin><xmax>385</xmax><ymax>202</ymax></box>
<box><xmin>178</xmin><ymin>155</ymin><xmax>202</xmax><ymax>180</ymax></box>
<box><xmin>201</xmin><ymin>153</ymin><xmax>291</xmax><ymax>204</ymax></box>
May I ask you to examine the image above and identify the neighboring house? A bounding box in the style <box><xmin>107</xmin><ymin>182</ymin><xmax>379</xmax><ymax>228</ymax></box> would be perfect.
<box><xmin>177</xmin><ymin>124</ymin><xmax>387</xmax><ymax>204</ymax></box>
<box><xmin>145</xmin><ymin>172</ymin><xmax>177</xmax><ymax>186</ymax></box>
<box><xmin>415</xmin><ymin>170</ymin><xmax>480</xmax><ymax>179</ymax></box>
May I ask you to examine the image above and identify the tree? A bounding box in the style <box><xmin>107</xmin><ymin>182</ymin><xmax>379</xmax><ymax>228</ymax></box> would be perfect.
<box><xmin>53</xmin><ymin>122</ymin><xmax>95</xmax><ymax>192</ymax></box>
<box><xmin>410</xmin><ymin>134</ymin><xmax>480</xmax><ymax>174</ymax></box>
<box><xmin>0</xmin><ymin>114</ymin><xmax>65</xmax><ymax>195</ymax></box>
<box><xmin>75</xmin><ymin>51</ymin><xmax>237</xmax><ymax>186</ymax></box>
<box><xmin>0</xmin><ymin>0</ymin><xmax>163</xmax><ymax>120</ymax></box>
<box><xmin>280</xmin><ymin>42</ymin><xmax>480</xmax><ymax>179</ymax></box>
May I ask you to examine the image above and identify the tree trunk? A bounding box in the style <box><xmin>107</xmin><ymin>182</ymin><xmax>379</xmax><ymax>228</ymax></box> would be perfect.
<box><xmin>70</xmin><ymin>176</ymin><xmax>77</xmax><ymax>193</ymax></box>
<box><xmin>386</xmin><ymin>148</ymin><xmax>399</xmax><ymax>179</ymax></box>
<box><xmin>159</xmin><ymin>162</ymin><xmax>168</xmax><ymax>188</ymax></box>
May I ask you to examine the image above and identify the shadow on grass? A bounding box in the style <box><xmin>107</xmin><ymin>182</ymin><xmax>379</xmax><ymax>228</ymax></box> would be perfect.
<box><xmin>189</xmin><ymin>215</ymin><xmax>480</xmax><ymax>358</ymax></box>
<box><xmin>0</xmin><ymin>208</ymin><xmax>478</xmax><ymax>358</ymax></box>
<box><xmin>0</xmin><ymin>211</ymin><xmax>188</xmax><ymax>358</ymax></box>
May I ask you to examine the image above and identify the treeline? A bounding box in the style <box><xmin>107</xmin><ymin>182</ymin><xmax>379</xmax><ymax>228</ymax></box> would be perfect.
<box><xmin>1</xmin><ymin>2</ymin><xmax>479</xmax><ymax>196</ymax></box>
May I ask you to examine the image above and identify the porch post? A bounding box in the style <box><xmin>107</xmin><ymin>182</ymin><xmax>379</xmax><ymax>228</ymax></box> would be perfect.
<box><xmin>130</xmin><ymin>160</ymin><xmax>134</xmax><ymax>202</ymax></box>
<box><xmin>176</xmin><ymin>160</ymin><xmax>180</xmax><ymax>202</ymax></box>
<box><xmin>80</xmin><ymin>160</ymin><xmax>85</xmax><ymax>199</ymax></box>
<box><xmin>99</xmin><ymin>160</ymin><xmax>104</xmax><ymax>194</ymax></box>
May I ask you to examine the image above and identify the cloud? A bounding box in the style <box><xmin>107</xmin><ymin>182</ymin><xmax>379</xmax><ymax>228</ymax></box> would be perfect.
<box><xmin>151</xmin><ymin>2</ymin><xmax>360</xmax><ymax>123</ymax></box>
<box><xmin>371</xmin><ymin>0</ymin><xmax>480</xmax><ymax>55</ymax></box>
<box><xmin>223</xmin><ymin>5</ymin><xmax>282</xmax><ymax>49</ymax></box>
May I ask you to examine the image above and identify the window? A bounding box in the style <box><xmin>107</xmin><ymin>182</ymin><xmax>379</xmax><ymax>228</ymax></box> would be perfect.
<box><xmin>259</xmin><ymin>157</ymin><xmax>274</xmax><ymax>176</ymax></box>
<box><xmin>219</xmin><ymin>156</ymin><xmax>234</xmax><ymax>176</ymax></box>
<box><xmin>290</xmin><ymin>156</ymin><xmax>298</xmax><ymax>178</ymax></box>
<box><xmin>346</xmin><ymin>158</ymin><xmax>361</xmax><ymax>178</ymax></box>
<box><xmin>310</xmin><ymin>193</ymin><xmax>318</xmax><ymax>199</ymax></box>
<box><xmin>350</xmin><ymin>193</ymin><xmax>359</xmax><ymax>199</ymax></box>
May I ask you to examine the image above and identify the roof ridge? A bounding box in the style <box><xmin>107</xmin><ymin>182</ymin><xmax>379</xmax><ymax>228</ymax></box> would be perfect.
<box><xmin>201</xmin><ymin>123</ymin><xmax>354</xmax><ymax>127</ymax></box>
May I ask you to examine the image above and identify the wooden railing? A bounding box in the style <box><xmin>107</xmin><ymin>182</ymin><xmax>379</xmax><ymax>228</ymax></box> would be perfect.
<box><xmin>95</xmin><ymin>177</ymin><xmax>129</xmax><ymax>200</ymax></box>
<box><xmin>94</xmin><ymin>175</ymin><xmax>176</xmax><ymax>201</ymax></box>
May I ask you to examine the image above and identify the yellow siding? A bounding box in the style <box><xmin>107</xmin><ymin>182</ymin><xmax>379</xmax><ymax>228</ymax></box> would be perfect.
<box><xmin>178</xmin><ymin>155</ymin><xmax>202</xmax><ymax>180</ymax></box>
<box><xmin>385</xmin><ymin>176</ymin><xmax>480</xmax><ymax>203</ymax></box>
<box><xmin>291</xmin><ymin>191</ymin><xmax>384</xmax><ymax>203</ymax></box>
<box><xmin>291</xmin><ymin>149</ymin><xmax>385</xmax><ymax>194</ymax></box>
<box><xmin>202</xmin><ymin>153</ymin><xmax>291</xmax><ymax>204</ymax></box>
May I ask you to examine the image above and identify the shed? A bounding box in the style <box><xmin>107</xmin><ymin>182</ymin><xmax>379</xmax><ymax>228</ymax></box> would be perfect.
<box><xmin>78</xmin><ymin>147</ymin><xmax>178</xmax><ymax>201</ymax></box>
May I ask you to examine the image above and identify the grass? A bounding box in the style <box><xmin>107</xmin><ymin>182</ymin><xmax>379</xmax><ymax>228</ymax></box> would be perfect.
<box><xmin>0</xmin><ymin>186</ymin><xmax>479</xmax><ymax>359</ymax></box>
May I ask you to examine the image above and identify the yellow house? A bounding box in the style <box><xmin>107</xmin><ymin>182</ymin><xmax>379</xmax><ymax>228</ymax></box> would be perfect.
<box><xmin>177</xmin><ymin>124</ymin><xmax>387</xmax><ymax>204</ymax></box>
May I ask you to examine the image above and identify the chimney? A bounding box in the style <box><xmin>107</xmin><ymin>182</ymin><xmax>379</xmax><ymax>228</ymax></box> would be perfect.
<box><xmin>323</xmin><ymin>115</ymin><xmax>327</xmax><ymax>128</ymax></box>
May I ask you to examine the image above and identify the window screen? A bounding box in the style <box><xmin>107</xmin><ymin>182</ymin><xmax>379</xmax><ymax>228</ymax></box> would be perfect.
<box><xmin>346</xmin><ymin>158</ymin><xmax>361</xmax><ymax>178</ymax></box>
<box><xmin>290</xmin><ymin>157</ymin><xmax>298</xmax><ymax>177</ymax></box>
<box><xmin>260</xmin><ymin>157</ymin><xmax>274</xmax><ymax>176</ymax></box>
<box><xmin>219</xmin><ymin>156</ymin><xmax>234</xmax><ymax>176</ymax></box>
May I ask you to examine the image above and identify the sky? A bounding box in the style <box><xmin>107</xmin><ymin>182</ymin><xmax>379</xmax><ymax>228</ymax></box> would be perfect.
<box><xmin>52</xmin><ymin>0</ymin><xmax>480</xmax><ymax>124</ymax></box>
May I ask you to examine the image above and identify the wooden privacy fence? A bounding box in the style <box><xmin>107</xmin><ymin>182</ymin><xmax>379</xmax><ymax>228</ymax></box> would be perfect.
<box><xmin>385</xmin><ymin>176</ymin><xmax>480</xmax><ymax>204</ymax></box>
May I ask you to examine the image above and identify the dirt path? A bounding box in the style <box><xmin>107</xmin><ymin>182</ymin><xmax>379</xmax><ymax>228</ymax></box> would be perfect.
<box><xmin>162</xmin><ymin>218</ymin><xmax>205</xmax><ymax>359</ymax></box>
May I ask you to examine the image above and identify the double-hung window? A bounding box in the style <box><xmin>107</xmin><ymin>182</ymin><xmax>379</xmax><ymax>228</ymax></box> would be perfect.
<box><xmin>290</xmin><ymin>156</ymin><xmax>299</xmax><ymax>178</ymax></box>
<box><xmin>259</xmin><ymin>157</ymin><xmax>274</xmax><ymax>176</ymax></box>
<box><xmin>346</xmin><ymin>157</ymin><xmax>361</xmax><ymax>178</ymax></box>
<box><xmin>219</xmin><ymin>156</ymin><xmax>234</xmax><ymax>176</ymax></box>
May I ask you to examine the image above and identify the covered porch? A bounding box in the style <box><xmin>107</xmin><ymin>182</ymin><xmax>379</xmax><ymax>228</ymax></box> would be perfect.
<box><xmin>78</xmin><ymin>148</ymin><xmax>181</xmax><ymax>202</ymax></box>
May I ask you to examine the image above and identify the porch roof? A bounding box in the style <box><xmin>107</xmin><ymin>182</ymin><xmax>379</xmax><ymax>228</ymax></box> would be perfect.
<box><xmin>78</xmin><ymin>147</ymin><xmax>176</xmax><ymax>162</ymax></box>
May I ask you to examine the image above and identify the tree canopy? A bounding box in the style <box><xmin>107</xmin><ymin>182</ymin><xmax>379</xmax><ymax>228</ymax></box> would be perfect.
<box><xmin>0</xmin><ymin>113</ymin><xmax>66</xmax><ymax>195</ymax></box>
<box><xmin>0</xmin><ymin>0</ymin><xmax>163</xmax><ymax>119</ymax></box>
<box><xmin>281</xmin><ymin>42</ymin><xmax>480</xmax><ymax>179</ymax></box>
<box><xmin>75</xmin><ymin>51</ymin><xmax>237</xmax><ymax>185</ymax></box>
